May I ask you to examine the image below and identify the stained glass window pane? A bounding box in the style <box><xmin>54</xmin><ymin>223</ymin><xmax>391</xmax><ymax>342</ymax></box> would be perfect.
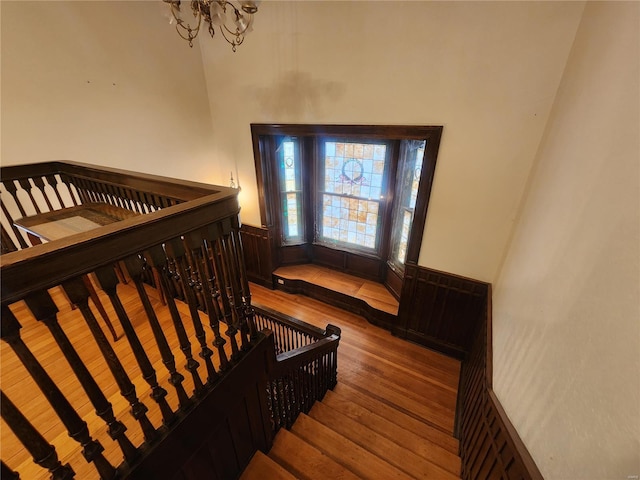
<box><xmin>390</xmin><ymin>140</ymin><xmax>426</xmax><ymax>270</ymax></box>
<box><xmin>279</xmin><ymin>139</ymin><xmax>302</xmax><ymax>243</ymax></box>
<box><xmin>320</xmin><ymin>141</ymin><xmax>387</xmax><ymax>251</ymax></box>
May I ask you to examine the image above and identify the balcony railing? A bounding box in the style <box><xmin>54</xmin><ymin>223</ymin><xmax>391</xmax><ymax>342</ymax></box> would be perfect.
<box><xmin>0</xmin><ymin>162</ymin><xmax>340</xmax><ymax>480</ymax></box>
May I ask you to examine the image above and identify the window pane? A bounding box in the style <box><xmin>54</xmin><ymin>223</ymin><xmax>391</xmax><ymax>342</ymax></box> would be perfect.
<box><xmin>320</xmin><ymin>140</ymin><xmax>387</xmax><ymax>251</ymax></box>
<box><xmin>390</xmin><ymin>140</ymin><xmax>426</xmax><ymax>269</ymax></box>
<box><xmin>278</xmin><ymin>138</ymin><xmax>302</xmax><ymax>243</ymax></box>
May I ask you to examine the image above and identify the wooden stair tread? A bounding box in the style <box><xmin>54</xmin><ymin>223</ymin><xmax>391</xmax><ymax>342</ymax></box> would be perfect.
<box><xmin>333</xmin><ymin>383</ymin><xmax>459</xmax><ymax>454</ymax></box>
<box><xmin>240</xmin><ymin>450</ymin><xmax>298</xmax><ymax>480</ymax></box>
<box><xmin>291</xmin><ymin>413</ymin><xmax>413</xmax><ymax>480</ymax></box>
<box><xmin>309</xmin><ymin>401</ymin><xmax>459</xmax><ymax>480</ymax></box>
<box><xmin>269</xmin><ymin>428</ymin><xmax>361</xmax><ymax>480</ymax></box>
<box><xmin>321</xmin><ymin>389</ymin><xmax>461</xmax><ymax>475</ymax></box>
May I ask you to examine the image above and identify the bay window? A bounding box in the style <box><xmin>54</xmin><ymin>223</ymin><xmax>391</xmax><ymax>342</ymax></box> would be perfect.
<box><xmin>252</xmin><ymin>124</ymin><xmax>441</xmax><ymax>287</ymax></box>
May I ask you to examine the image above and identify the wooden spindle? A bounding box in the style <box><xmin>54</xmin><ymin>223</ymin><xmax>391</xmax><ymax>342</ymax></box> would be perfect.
<box><xmin>60</xmin><ymin>279</ymin><xmax>158</xmax><ymax>444</ymax></box>
<box><xmin>17</xmin><ymin>178</ymin><xmax>43</xmax><ymax>214</ymax></box>
<box><xmin>1</xmin><ymin>197</ymin><xmax>28</xmax><ymax>249</ymax></box>
<box><xmin>3</xmin><ymin>180</ymin><xmax>28</xmax><ymax>218</ymax></box>
<box><xmin>44</xmin><ymin>174</ymin><xmax>67</xmax><ymax>208</ymax></box>
<box><xmin>1</xmin><ymin>391</ymin><xmax>75</xmax><ymax>480</ymax></box>
<box><xmin>146</xmin><ymin>244</ymin><xmax>205</xmax><ymax>398</ymax></box>
<box><xmin>58</xmin><ymin>173</ymin><xmax>80</xmax><ymax>206</ymax></box>
<box><xmin>166</xmin><ymin>236</ymin><xmax>219</xmax><ymax>384</ymax></box>
<box><xmin>94</xmin><ymin>265</ymin><xmax>175</xmax><ymax>427</ymax></box>
<box><xmin>218</xmin><ymin>229</ymin><xmax>250</xmax><ymax>352</ymax></box>
<box><xmin>204</xmin><ymin>224</ymin><xmax>240</xmax><ymax>360</ymax></box>
<box><xmin>0</xmin><ymin>306</ymin><xmax>116</xmax><ymax>480</ymax></box>
<box><xmin>230</xmin><ymin>223</ymin><xmax>258</xmax><ymax>342</ymax></box>
<box><xmin>193</xmin><ymin>235</ymin><xmax>230</xmax><ymax>372</ymax></box>
<box><xmin>123</xmin><ymin>254</ymin><xmax>191</xmax><ymax>410</ymax></box>
<box><xmin>32</xmin><ymin>176</ymin><xmax>55</xmax><ymax>211</ymax></box>
<box><xmin>24</xmin><ymin>290</ymin><xmax>138</xmax><ymax>464</ymax></box>
<box><xmin>1</xmin><ymin>460</ymin><xmax>21</xmax><ymax>480</ymax></box>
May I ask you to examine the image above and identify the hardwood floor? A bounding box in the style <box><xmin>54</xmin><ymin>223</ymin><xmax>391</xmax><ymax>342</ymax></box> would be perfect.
<box><xmin>250</xmin><ymin>283</ymin><xmax>462</xmax><ymax>478</ymax></box>
<box><xmin>1</xmin><ymin>280</ymin><xmax>461</xmax><ymax>479</ymax></box>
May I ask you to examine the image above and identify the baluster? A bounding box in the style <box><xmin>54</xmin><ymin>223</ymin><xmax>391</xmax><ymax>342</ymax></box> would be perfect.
<box><xmin>165</xmin><ymin>236</ymin><xmax>218</xmax><ymax>384</ymax></box>
<box><xmin>146</xmin><ymin>244</ymin><xmax>204</xmax><ymax>398</ymax></box>
<box><xmin>31</xmin><ymin>177</ymin><xmax>55</xmax><ymax>211</ymax></box>
<box><xmin>17</xmin><ymin>178</ymin><xmax>43</xmax><ymax>214</ymax></box>
<box><xmin>1</xmin><ymin>192</ymin><xmax>29</xmax><ymax>249</ymax></box>
<box><xmin>230</xmin><ymin>220</ymin><xmax>258</xmax><ymax>342</ymax></box>
<box><xmin>123</xmin><ymin>254</ymin><xmax>191</xmax><ymax>410</ymax></box>
<box><xmin>24</xmin><ymin>290</ymin><xmax>138</xmax><ymax>464</ymax></box>
<box><xmin>58</xmin><ymin>174</ymin><xmax>81</xmax><ymax>206</ymax></box>
<box><xmin>184</xmin><ymin>234</ymin><xmax>229</xmax><ymax>371</ymax></box>
<box><xmin>1</xmin><ymin>460</ymin><xmax>21</xmax><ymax>480</ymax></box>
<box><xmin>60</xmin><ymin>279</ymin><xmax>158</xmax><ymax>444</ymax></box>
<box><xmin>44</xmin><ymin>174</ymin><xmax>67</xmax><ymax>208</ymax></box>
<box><xmin>218</xmin><ymin>225</ymin><xmax>250</xmax><ymax>351</ymax></box>
<box><xmin>204</xmin><ymin>224</ymin><xmax>240</xmax><ymax>361</ymax></box>
<box><xmin>0</xmin><ymin>306</ymin><xmax>116</xmax><ymax>480</ymax></box>
<box><xmin>3</xmin><ymin>181</ymin><xmax>28</xmax><ymax>218</ymax></box>
<box><xmin>94</xmin><ymin>265</ymin><xmax>175</xmax><ymax>427</ymax></box>
<box><xmin>1</xmin><ymin>391</ymin><xmax>75</xmax><ymax>480</ymax></box>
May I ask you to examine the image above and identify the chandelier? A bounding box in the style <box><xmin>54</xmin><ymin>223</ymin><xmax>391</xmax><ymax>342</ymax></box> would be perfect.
<box><xmin>164</xmin><ymin>0</ymin><xmax>259</xmax><ymax>51</ymax></box>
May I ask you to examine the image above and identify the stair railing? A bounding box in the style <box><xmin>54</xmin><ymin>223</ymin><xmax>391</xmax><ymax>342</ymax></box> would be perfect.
<box><xmin>1</xmin><ymin>161</ymin><xmax>260</xmax><ymax>479</ymax></box>
<box><xmin>255</xmin><ymin>305</ymin><xmax>341</xmax><ymax>431</ymax></box>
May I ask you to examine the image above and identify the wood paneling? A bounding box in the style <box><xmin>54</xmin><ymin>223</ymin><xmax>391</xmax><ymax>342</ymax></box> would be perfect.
<box><xmin>458</xmin><ymin>286</ymin><xmax>544</xmax><ymax>480</ymax></box>
<box><xmin>394</xmin><ymin>264</ymin><xmax>489</xmax><ymax>359</ymax></box>
<box><xmin>240</xmin><ymin>224</ymin><xmax>274</xmax><ymax>287</ymax></box>
<box><xmin>122</xmin><ymin>333</ymin><xmax>275</xmax><ymax>480</ymax></box>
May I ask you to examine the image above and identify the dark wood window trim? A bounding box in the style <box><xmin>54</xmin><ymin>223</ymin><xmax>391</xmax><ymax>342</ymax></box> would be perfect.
<box><xmin>251</xmin><ymin>124</ymin><xmax>442</xmax><ymax>284</ymax></box>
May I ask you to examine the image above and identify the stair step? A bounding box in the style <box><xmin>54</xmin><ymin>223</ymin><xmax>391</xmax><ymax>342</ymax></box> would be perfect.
<box><xmin>322</xmin><ymin>389</ymin><xmax>461</xmax><ymax>475</ymax></box>
<box><xmin>240</xmin><ymin>450</ymin><xmax>298</xmax><ymax>480</ymax></box>
<box><xmin>269</xmin><ymin>428</ymin><xmax>361</xmax><ymax>480</ymax></box>
<box><xmin>309</xmin><ymin>401</ymin><xmax>459</xmax><ymax>480</ymax></box>
<box><xmin>333</xmin><ymin>383</ymin><xmax>459</xmax><ymax>454</ymax></box>
<box><xmin>291</xmin><ymin>413</ymin><xmax>412</xmax><ymax>480</ymax></box>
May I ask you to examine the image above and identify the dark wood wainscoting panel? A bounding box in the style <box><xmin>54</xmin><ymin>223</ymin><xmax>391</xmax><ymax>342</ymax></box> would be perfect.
<box><xmin>311</xmin><ymin>244</ymin><xmax>383</xmax><ymax>282</ymax></box>
<box><xmin>123</xmin><ymin>334</ymin><xmax>275</xmax><ymax>480</ymax></box>
<box><xmin>280</xmin><ymin>244</ymin><xmax>311</xmax><ymax>265</ymax></box>
<box><xmin>384</xmin><ymin>264</ymin><xmax>402</xmax><ymax>301</ymax></box>
<box><xmin>395</xmin><ymin>265</ymin><xmax>489</xmax><ymax>359</ymax></box>
<box><xmin>240</xmin><ymin>224</ymin><xmax>275</xmax><ymax>287</ymax></box>
<box><xmin>457</xmin><ymin>287</ymin><xmax>543</xmax><ymax>480</ymax></box>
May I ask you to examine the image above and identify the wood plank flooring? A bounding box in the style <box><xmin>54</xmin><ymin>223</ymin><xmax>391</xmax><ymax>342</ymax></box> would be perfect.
<box><xmin>1</xmin><ymin>280</ymin><xmax>461</xmax><ymax>479</ymax></box>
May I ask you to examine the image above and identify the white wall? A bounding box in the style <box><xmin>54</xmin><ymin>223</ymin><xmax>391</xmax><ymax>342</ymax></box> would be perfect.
<box><xmin>1</xmin><ymin>1</ymin><xmax>215</xmax><ymax>182</ymax></box>
<box><xmin>199</xmin><ymin>1</ymin><xmax>584</xmax><ymax>282</ymax></box>
<box><xmin>492</xmin><ymin>2</ymin><xmax>640</xmax><ymax>479</ymax></box>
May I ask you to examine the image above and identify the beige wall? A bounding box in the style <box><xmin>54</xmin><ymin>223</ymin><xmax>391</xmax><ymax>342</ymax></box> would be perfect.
<box><xmin>492</xmin><ymin>2</ymin><xmax>640</xmax><ymax>478</ymax></box>
<box><xmin>199</xmin><ymin>1</ymin><xmax>584</xmax><ymax>282</ymax></box>
<box><xmin>1</xmin><ymin>1</ymin><xmax>215</xmax><ymax>182</ymax></box>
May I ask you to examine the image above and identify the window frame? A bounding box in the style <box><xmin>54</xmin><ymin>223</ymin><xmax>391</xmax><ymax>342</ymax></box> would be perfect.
<box><xmin>251</xmin><ymin>124</ymin><xmax>442</xmax><ymax>281</ymax></box>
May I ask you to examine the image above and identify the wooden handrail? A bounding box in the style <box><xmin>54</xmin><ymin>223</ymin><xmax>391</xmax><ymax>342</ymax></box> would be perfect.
<box><xmin>1</xmin><ymin>161</ymin><xmax>342</xmax><ymax>479</ymax></box>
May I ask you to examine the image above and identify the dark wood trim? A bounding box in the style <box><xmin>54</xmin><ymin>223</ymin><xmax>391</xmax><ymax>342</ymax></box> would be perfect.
<box><xmin>121</xmin><ymin>332</ymin><xmax>275</xmax><ymax>480</ymax></box>
<box><xmin>273</xmin><ymin>273</ymin><xmax>396</xmax><ymax>331</ymax></box>
<box><xmin>384</xmin><ymin>264</ymin><xmax>402</xmax><ymax>301</ymax></box>
<box><xmin>251</xmin><ymin>124</ymin><xmax>443</xmax><ymax>140</ymax></box>
<box><xmin>395</xmin><ymin>264</ymin><xmax>489</xmax><ymax>359</ymax></box>
<box><xmin>240</xmin><ymin>224</ymin><xmax>274</xmax><ymax>288</ymax></box>
<box><xmin>457</xmin><ymin>284</ymin><xmax>543</xmax><ymax>480</ymax></box>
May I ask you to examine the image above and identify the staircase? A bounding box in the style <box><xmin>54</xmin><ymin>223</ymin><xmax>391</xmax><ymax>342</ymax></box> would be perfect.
<box><xmin>239</xmin><ymin>282</ymin><xmax>463</xmax><ymax>480</ymax></box>
<box><xmin>241</xmin><ymin>382</ymin><xmax>461</xmax><ymax>480</ymax></box>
